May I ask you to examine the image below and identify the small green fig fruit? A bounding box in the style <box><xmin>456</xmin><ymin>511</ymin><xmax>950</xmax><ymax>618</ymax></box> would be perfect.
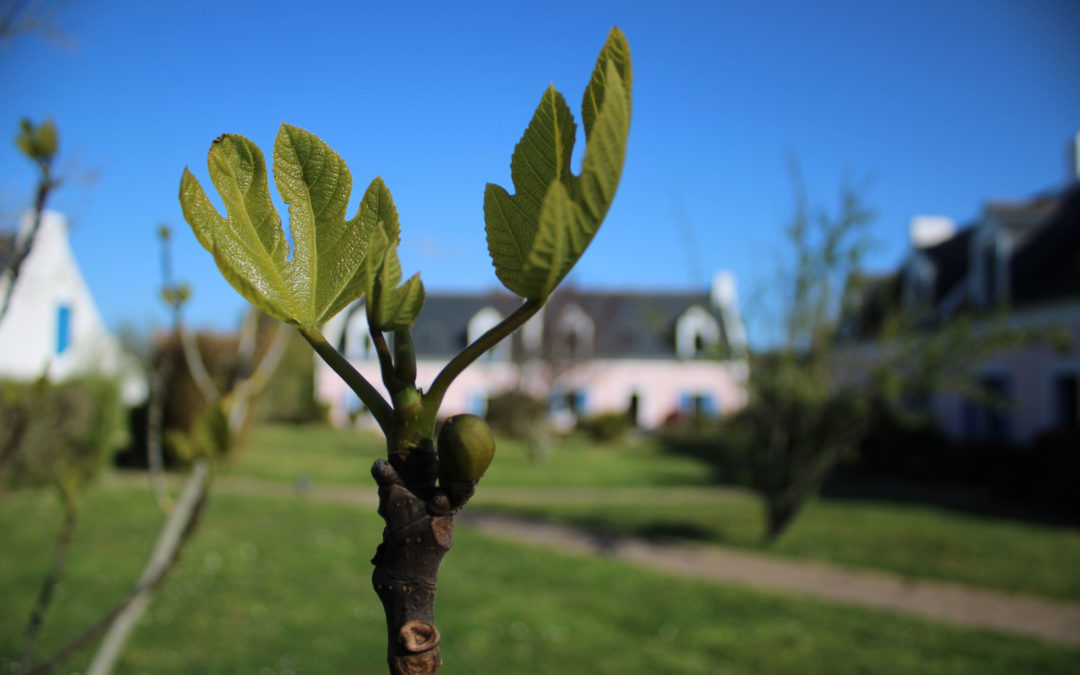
<box><xmin>438</xmin><ymin>414</ymin><xmax>495</xmax><ymax>482</ymax></box>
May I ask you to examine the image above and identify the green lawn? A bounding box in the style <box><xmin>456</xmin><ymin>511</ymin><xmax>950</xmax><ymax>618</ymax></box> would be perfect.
<box><xmin>2</xmin><ymin>483</ymin><xmax>1077</xmax><ymax>674</ymax></box>
<box><xmin>221</xmin><ymin>423</ymin><xmax>714</xmax><ymax>488</ymax></box>
<box><xmin>223</xmin><ymin>424</ymin><xmax>1080</xmax><ymax>600</ymax></box>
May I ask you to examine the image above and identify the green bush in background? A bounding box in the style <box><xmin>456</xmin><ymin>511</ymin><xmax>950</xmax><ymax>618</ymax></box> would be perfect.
<box><xmin>0</xmin><ymin>376</ymin><xmax>123</xmax><ymax>496</ymax></box>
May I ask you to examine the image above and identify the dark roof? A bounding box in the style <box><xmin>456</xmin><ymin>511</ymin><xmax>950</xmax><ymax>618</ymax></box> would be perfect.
<box><xmin>341</xmin><ymin>287</ymin><xmax>730</xmax><ymax>360</ymax></box>
<box><xmin>839</xmin><ymin>272</ymin><xmax>899</xmax><ymax>340</ymax></box>
<box><xmin>544</xmin><ymin>290</ymin><xmax>726</xmax><ymax>359</ymax></box>
<box><xmin>844</xmin><ymin>183</ymin><xmax>1080</xmax><ymax>339</ymax></box>
<box><xmin>921</xmin><ymin>227</ymin><xmax>973</xmax><ymax>303</ymax></box>
<box><xmin>406</xmin><ymin>291</ymin><xmax>521</xmax><ymax>358</ymax></box>
<box><xmin>1010</xmin><ymin>184</ymin><xmax>1080</xmax><ymax>305</ymax></box>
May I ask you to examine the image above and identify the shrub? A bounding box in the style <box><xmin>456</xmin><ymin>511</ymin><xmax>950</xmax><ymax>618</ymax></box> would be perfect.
<box><xmin>255</xmin><ymin>329</ymin><xmax>325</xmax><ymax>425</ymax></box>
<box><xmin>577</xmin><ymin>412</ymin><xmax>632</xmax><ymax>443</ymax></box>
<box><xmin>485</xmin><ymin>390</ymin><xmax>548</xmax><ymax>440</ymax></box>
<box><xmin>0</xmin><ymin>376</ymin><xmax>123</xmax><ymax>493</ymax></box>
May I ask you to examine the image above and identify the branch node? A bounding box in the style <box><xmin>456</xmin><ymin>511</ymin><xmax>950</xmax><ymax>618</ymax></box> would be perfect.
<box><xmin>399</xmin><ymin>620</ymin><xmax>440</xmax><ymax>653</ymax></box>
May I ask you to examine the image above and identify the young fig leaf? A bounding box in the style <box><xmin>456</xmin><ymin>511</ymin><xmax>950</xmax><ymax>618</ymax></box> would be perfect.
<box><xmin>485</xmin><ymin>27</ymin><xmax>632</xmax><ymax>301</ymax></box>
<box><xmin>363</xmin><ymin>226</ymin><xmax>426</xmax><ymax>332</ymax></box>
<box><xmin>179</xmin><ymin>124</ymin><xmax>410</xmax><ymax>328</ymax></box>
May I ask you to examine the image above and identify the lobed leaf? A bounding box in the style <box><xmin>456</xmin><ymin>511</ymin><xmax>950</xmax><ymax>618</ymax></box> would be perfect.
<box><xmin>179</xmin><ymin>124</ymin><xmax>420</xmax><ymax>328</ymax></box>
<box><xmin>484</xmin><ymin>27</ymin><xmax>632</xmax><ymax>301</ymax></box>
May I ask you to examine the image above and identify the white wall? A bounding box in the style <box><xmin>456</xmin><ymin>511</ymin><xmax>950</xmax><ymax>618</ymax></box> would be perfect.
<box><xmin>0</xmin><ymin>211</ymin><xmax>145</xmax><ymax>403</ymax></box>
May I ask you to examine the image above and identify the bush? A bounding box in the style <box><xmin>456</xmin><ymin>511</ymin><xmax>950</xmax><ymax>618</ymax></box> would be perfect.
<box><xmin>254</xmin><ymin>329</ymin><xmax>326</xmax><ymax>425</ymax></box>
<box><xmin>485</xmin><ymin>390</ymin><xmax>548</xmax><ymax>440</ymax></box>
<box><xmin>0</xmin><ymin>377</ymin><xmax>123</xmax><ymax>493</ymax></box>
<box><xmin>577</xmin><ymin>412</ymin><xmax>632</xmax><ymax>443</ymax></box>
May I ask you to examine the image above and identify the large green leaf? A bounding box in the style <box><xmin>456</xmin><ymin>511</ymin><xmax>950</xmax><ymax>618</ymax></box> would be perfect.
<box><xmin>485</xmin><ymin>27</ymin><xmax>632</xmax><ymax>301</ymax></box>
<box><xmin>180</xmin><ymin>124</ymin><xmax>421</xmax><ymax>327</ymax></box>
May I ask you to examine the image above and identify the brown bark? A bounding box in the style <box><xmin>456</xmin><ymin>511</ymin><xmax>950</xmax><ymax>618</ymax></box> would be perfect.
<box><xmin>370</xmin><ymin>447</ymin><xmax>461</xmax><ymax>675</ymax></box>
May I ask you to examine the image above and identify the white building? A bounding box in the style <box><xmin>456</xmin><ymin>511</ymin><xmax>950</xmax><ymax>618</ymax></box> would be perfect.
<box><xmin>0</xmin><ymin>210</ymin><xmax>145</xmax><ymax>403</ymax></box>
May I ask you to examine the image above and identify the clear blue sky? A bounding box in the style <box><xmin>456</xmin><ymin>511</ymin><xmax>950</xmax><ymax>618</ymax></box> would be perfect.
<box><xmin>2</xmin><ymin>0</ymin><xmax>1078</xmax><ymax>341</ymax></box>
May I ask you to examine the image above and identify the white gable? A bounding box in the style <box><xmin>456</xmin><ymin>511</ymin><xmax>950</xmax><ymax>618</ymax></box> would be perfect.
<box><xmin>0</xmin><ymin>211</ymin><xmax>145</xmax><ymax>403</ymax></box>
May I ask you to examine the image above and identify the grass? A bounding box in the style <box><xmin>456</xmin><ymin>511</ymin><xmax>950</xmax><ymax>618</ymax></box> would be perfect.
<box><xmin>476</xmin><ymin>494</ymin><xmax>1080</xmax><ymax>601</ymax></box>
<box><xmin>222</xmin><ymin>424</ymin><xmax>1080</xmax><ymax>601</ymax></box>
<box><xmin>2</xmin><ymin>482</ymin><xmax>1078</xmax><ymax>674</ymax></box>
<box><xmin>220</xmin><ymin>423</ymin><xmax>713</xmax><ymax>488</ymax></box>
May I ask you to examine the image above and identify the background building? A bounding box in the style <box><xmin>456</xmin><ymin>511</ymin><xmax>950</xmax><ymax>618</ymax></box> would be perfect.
<box><xmin>317</xmin><ymin>271</ymin><xmax>749</xmax><ymax>430</ymax></box>
<box><xmin>842</xmin><ymin>140</ymin><xmax>1080</xmax><ymax>446</ymax></box>
<box><xmin>0</xmin><ymin>210</ymin><xmax>145</xmax><ymax>404</ymax></box>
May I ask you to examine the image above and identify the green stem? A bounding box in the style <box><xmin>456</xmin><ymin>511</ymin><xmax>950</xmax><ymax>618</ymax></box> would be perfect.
<box><xmin>393</xmin><ymin>329</ymin><xmax>417</xmax><ymax>387</ymax></box>
<box><xmin>425</xmin><ymin>299</ymin><xmax>543</xmax><ymax>411</ymax></box>
<box><xmin>298</xmin><ymin>325</ymin><xmax>394</xmax><ymax>432</ymax></box>
<box><xmin>369</xmin><ymin>327</ymin><xmax>398</xmax><ymax>394</ymax></box>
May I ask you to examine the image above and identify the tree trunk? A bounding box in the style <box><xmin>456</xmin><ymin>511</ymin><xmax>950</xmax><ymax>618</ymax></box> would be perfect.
<box><xmin>370</xmin><ymin>435</ymin><xmax>460</xmax><ymax>675</ymax></box>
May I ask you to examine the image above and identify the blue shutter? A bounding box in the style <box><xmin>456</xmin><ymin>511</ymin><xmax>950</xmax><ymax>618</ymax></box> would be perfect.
<box><xmin>469</xmin><ymin>394</ymin><xmax>488</xmax><ymax>416</ymax></box>
<box><xmin>703</xmin><ymin>393</ymin><xmax>717</xmax><ymax>417</ymax></box>
<box><xmin>56</xmin><ymin>304</ymin><xmax>72</xmax><ymax>354</ymax></box>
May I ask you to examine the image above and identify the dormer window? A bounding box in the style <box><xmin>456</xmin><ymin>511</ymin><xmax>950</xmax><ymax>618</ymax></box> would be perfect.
<box><xmin>344</xmin><ymin>308</ymin><xmax>374</xmax><ymax>360</ymax></box>
<box><xmin>903</xmin><ymin>253</ymin><xmax>935</xmax><ymax>308</ymax></box>
<box><xmin>971</xmin><ymin>224</ymin><xmax>1008</xmax><ymax>308</ymax></box>
<box><xmin>982</xmin><ymin>241</ymin><xmax>997</xmax><ymax>305</ymax></box>
<box><xmin>554</xmin><ymin>303</ymin><xmax>594</xmax><ymax>360</ymax></box>
<box><xmin>469</xmin><ymin>307</ymin><xmax>509</xmax><ymax>360</ymax></box>
<box><xmin>675</xmin><ymin>305</ymin><xmax>720</xmax><ymax>359</ymax></box>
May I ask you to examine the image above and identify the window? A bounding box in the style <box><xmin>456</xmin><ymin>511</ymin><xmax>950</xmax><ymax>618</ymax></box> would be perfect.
<box><xmin>982</xmin><ymin>244</ymin><xmax>997</xmax><ymax>306</ymax></box>
<box><xmin>963</xmin><ymin>373</ymin><xmax>1012</xmax><ymax>441</ymax></box>
<box><xmin>680</xmin><ymin>392</ymin><xmax>717</xmax><ymax>419</ymax></box>
<box><xmin>554</xmin><ymin>304</ymin><xmax>594</xmax><ymax>360</ymax></box>
<box><xmin>627</xmin><ymin>392</ymin><xmax>640</xmax><ymax>426</ymax></box>
<box><xmin>903</xmin><ymin>254</ymin><xmax>935</xmax><ymax>308</ymax></box>
<box><xmin>1053</xmin><ymin>372</ymin><xmax>1079</xmax><ymax>430</ymax></box>
<box><xmin>675</xmin><ymin>306</ymin><xmax>720</xmax><ymax>359</ymax></box>
<box><xmin>344</xmin><ymin>310</ymin><xmax>374</xmax><ymax>360</ymax></box>
<box><xmin>468</xmin><ymin>393</ymin><xmax>489</xmax><ymax>417</ymax></box>
<box><xmin>469</xmin><ymin>307</ymin><xmax>509</xmax><ymax>360</ymax></box>
<box><xmin>56</xmin><ymin>303</ymin><xmax>72</xmax><ymax>354</ymax></box>
<box><xmin>564</xmin><ymin>390</ymin><xmax>587</xmax><ymax>416</ymax></box>
<box><xmin>981</xmin><ymin>374</ymin><xmax>1011</xmax><ymax>440</ymax></box>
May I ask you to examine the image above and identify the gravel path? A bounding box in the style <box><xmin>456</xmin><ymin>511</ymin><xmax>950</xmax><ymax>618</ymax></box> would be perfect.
<box><xmin>457</xmin><ymin>511</ymin><xmax>1080</xmax><ymax>648</ymax></box>
<box><xmin>204</xmin><ymin>475</ymin><xmax>1080</xmax><ymax>647</ymax></box>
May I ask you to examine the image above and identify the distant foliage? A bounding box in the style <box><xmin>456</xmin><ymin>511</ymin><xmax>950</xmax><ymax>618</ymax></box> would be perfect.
<box><xmin>0</xmin><ymin>377</ymin><xmax>122</xmax><ymax>493</ymax></box>
<box><xmin>725</xmin><ymin>355</ymin><xmax>868</xmax><ymax>539</ymax></box>
<box><xmin>577</xmin><ymin>412</ymin><xmax>633</xmax><ymax>443</ymax></box>
<box><xmin>255</xmin><ymin>329</ymin><xmax>325</xmax><ymax>425</ymax></box>
<box><xmin>485</xmin><ymin>390</ymin><xmax>548</xmax><ymax>440</ymax></box>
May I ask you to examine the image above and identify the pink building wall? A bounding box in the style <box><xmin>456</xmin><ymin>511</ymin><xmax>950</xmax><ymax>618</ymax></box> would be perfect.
<box><xmin>316</xmin><ymin>355</ymin><xmax>748</xmax><ymax>430</ymax></box>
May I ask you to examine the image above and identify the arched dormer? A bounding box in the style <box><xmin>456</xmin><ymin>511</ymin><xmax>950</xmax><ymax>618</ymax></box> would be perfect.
<box><xmin>344</xmin><ymin>307</ymin><xmax>375</xmax><ymax>360</ymax></box>
<box><xmin>468</xmin><ymin>306</ymin><xmax>509</xmax><ymax>360</ymax></box>
<box><xmin>969</xmin><ymin>221</ymin><xmax>1009</xmax><ymax>308</ymax></box>
<box><xmin>675</xmin><ymin>305</ymin><xmax>720</xmax><ymax>359</ymax></box>
<box><xmin>554</xmin><ymin>303</ymin><xmax>594</xmax><ymax>360</ymax></box>
<box><xmin>902</xmin><ymin>251</ymin><xmax>935</xmax><ymax>307</ymax></box>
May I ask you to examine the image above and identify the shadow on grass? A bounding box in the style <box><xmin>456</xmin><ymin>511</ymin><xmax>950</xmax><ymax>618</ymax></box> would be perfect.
<box><xmin>655</xmin><ymin>430</ymin><xmax>1080</xmax><ymax>530</ymax></box>
<box><xmin>482</xmin><ymin>508</ymin><xmax>728</xmax><ymax>550</ymax></box>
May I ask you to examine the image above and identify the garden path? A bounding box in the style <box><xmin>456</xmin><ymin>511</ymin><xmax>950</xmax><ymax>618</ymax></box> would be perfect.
<box><xmin>210</xmin><ymin>475</ymin><xmax>1080</xmax><ymax>648</ymax></box>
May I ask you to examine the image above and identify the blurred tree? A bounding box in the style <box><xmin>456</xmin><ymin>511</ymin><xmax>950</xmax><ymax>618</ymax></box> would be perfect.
<box><xmin>726</xmin><ymin>158</ymin><xmax>876</xmax><ymax>541</ymax></box>
<box><xmin>0</xmin><ymin>117</ymin><xmax>59</xmax><ymax>324</ymax></box>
